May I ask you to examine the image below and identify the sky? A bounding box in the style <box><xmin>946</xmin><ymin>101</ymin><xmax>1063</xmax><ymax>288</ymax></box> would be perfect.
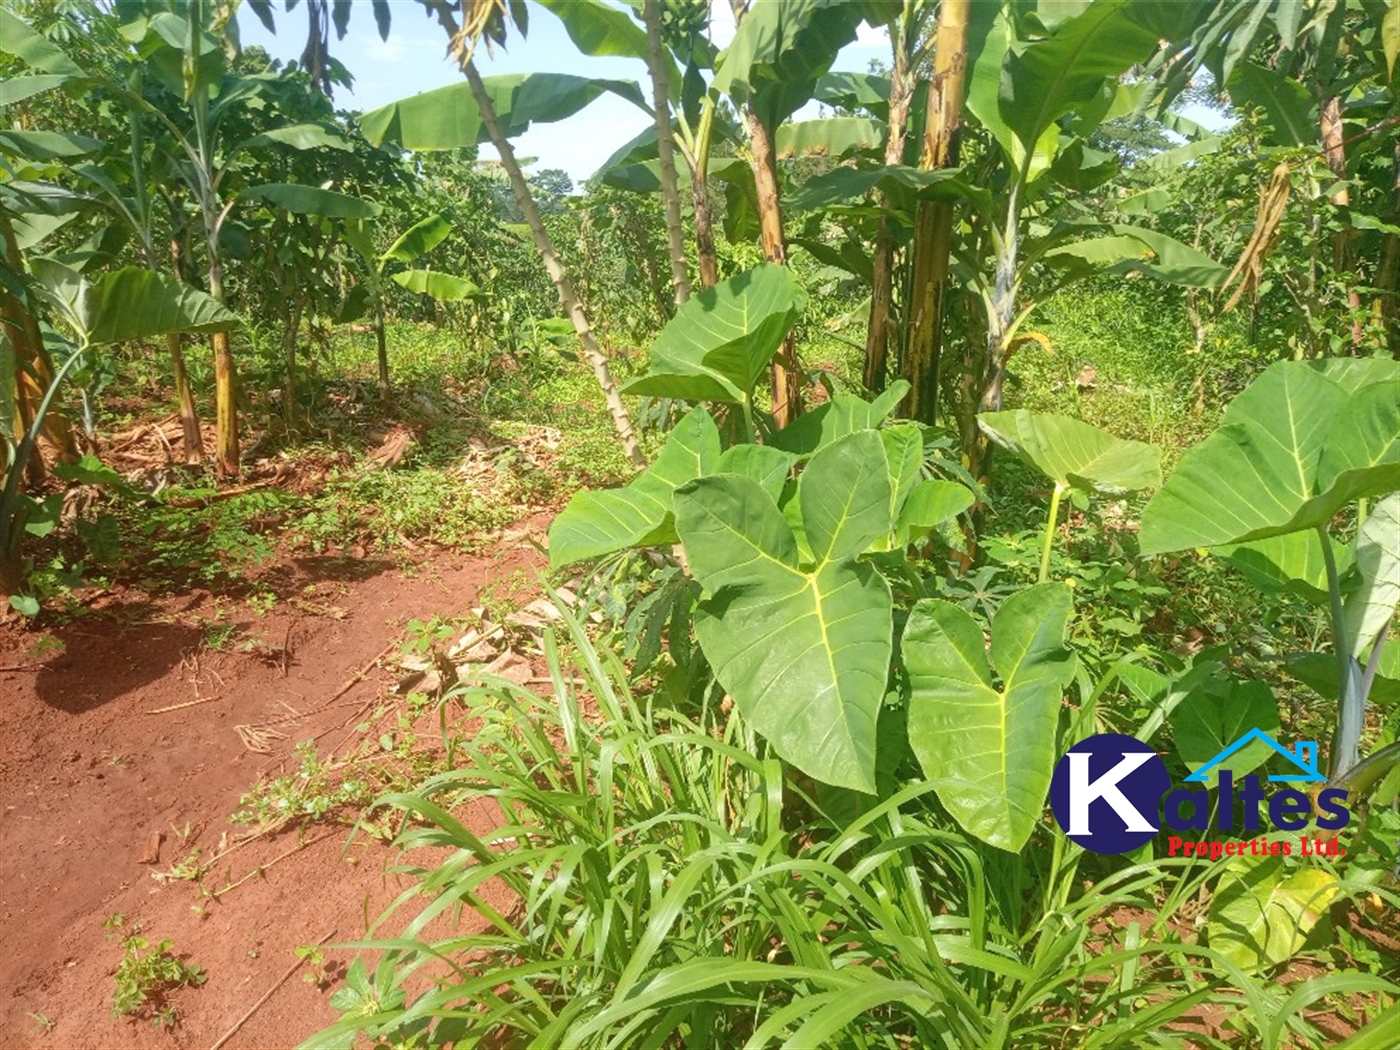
<box><xmin>236</xmin><ymin>0</ymin><xmax>892</xmax><ymax>184</ymax></box>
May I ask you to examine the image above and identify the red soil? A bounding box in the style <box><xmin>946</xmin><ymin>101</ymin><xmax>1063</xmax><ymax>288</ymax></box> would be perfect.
<box><xmin>0</xmin><ymin>516</ymin><xmax>550</xmax><ymax>1050</ymax></box>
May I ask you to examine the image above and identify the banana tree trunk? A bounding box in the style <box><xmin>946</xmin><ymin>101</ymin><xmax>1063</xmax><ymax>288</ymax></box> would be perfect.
<box><xmin>166</xmin><ymin>332</ymin><xmax>202</xmax><ymax>463</ymax></box>
<box><xmin>863</xmin><ymin>27</ymin><xmax>916</xmax><ymax>393</ymax></box>
<box><xmin>901</xmin><ymin>0</ymin><xmax>968</xmax><ymax>424</ymax></box>
<box><xmin>463</xmin><ymin>59</ymin><xmax>644</xmax><ymax>467</ymax></box>
<box><xmin>692</xmin><ymin>101</ymin><xmax>720</xmax><ymax>288</ymax></box>
<box><xmin>206</xmin><ymin>255</ymin><xmax>239</xmax><ymax>476</ymax></box>
<box><xmin>1</xmin><ymin>215</ymin><xmax>80</xmax><ymax>485</ymax></box>
<box><xmin>745</xmin><ymin>107</ymin><xmax>802</xmax><ymax>428</ymax></box>
<box><xmin>283</xmin><ymin>299</ymin><xmax>304</xmax><ymax>426</ymax></box>
<box><xmin>375</xmin><ymin>301</ymin><xmax>390</xmax><ymax>399</ymax></box>
<box><xmin>643</xmin><ymin>0</ymin><xmax>691</xmax><ymax>308</ymax></box>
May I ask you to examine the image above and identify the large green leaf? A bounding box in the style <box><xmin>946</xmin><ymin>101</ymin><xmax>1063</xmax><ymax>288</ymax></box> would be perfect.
<box><xmin>999</xmin><ymin>0</ymin><xmax>1207</xmax><ymax>175</ymax></box>
<box><xmin>0</xmin><ymin>129</ymin><xmax>103</xmax><ymax>160</ymax></box>
<box><xmin>771</xmin><ymin>381</ymin><xmax>909</xmax><ymax>456</ymax></box>
<box><xmin>1140</xmin><ymin>360</ymin><xmax>1400</xmax><ymax>555</ymax></box>
<box><xmin>1208</xmin><ymin>858</ymin><xmax>1338</xmax><ymax>973</ymax></box>
<box><xmin>1228</xmin><ymin>61</ymin><xmax>1315</xmax><ymax>148</ymax></box>
<box><xmin>622</xmin><ymin>264</ymin><xmax>806</xmax><ymax>403</ymax></box>
<box><xmin>904</xmin><ymin>583</ymin><xmax>1076</xmax><ymax>852</ymax></box>
<box><xmin>549</xmin><ymin>408</ymin><xmax>721</xmax><ymax>567</ymax></box>
<box><xmin>240</xmin><ymin>123</ymin><xmax>354</xmax><ymax>153</ymax></box>
<box><xmin>897</xmin><ymin>481</ymin><xmax>976</xmax><ymax>545</ymax></box>
<box><xmin>1174</xmin><ymin>677</ymin><xmax>1281</xmax><ymax>790</ymax></box>
<box><xmin>534</xmin><ymin>0</ymin><xmax>680</xmax><ymax>90</ymax></box>
<box><xmin>0</xmin><ymin>8</ymin><xmax>84</xmax><ymax>75</ymax></box>
<box><xmin>360</xmin><ymin>74</ymin><xmax>646</xmax><ymax>151</ymax></box>
<box><xmin>978</xmin><ymin>410</ymin><xmax>1161</xmax><ymax>495</ymax></box>
<box><xmin>1213</xmin><ymin>531</ymin><xmax>1353</xmax><ymax>605</ymax></box>
<box><xmin>788</xmin><ymin>165</ymin><xmax>986</xmax><ymax>212</ymax></box>
<box><xmin>244</xmin><ymin>184</ymin><xmax>382</xmax><ymax>219</ymax></box>
<box><xmin>1345</xmin><ymin>495</ymin><xmax>1400</xmax><ymax>657</ymax></box>
<box><xmin>712</xmin><ymin>0</ymin><xmax>872</xmax><ymax>128</ymax></box>
<box><xmin>31</xmin><ymin>262</ymin><xmax>237</xmax><ymax>346</ymax></box>
<box><xmin>675</xmin><ymin>432</ymin><xmax>895</xmax><ymax>792</ymax></box>
<box><xmin>390</xmin><ymin>269</ymin><xmax>480</xmax><ymax>301</ymax></box>
<box><xmin>382</xmin><ymin>214</ymin><xmax>452</xmax><ymax>264</ymax></box>
<box><xmin>775</xmin><ymin>117</ymin><xmax>883</xmax><ymax>159</ymax></box>
<box><xmin>0</xmin><ymin>74</ymin><xmax>70</xmax><ymax>107</ymax></box>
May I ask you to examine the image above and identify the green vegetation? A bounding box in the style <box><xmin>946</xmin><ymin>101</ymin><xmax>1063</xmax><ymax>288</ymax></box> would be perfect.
<box><xmin>3</xmin><ymin>0</ymin><xmax>1397</xmax><ymax>1046</ymax></box>
<box><xmin>104</xmin><ymin>915</ymin><xmax>206</xmax><ymax>1029</ymax></box>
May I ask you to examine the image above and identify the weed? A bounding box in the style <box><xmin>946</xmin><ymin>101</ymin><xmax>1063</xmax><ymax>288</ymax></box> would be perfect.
<box><xmin>230</xmin><ymin>741</ymin><xmax>372</xmax><ymax>829</ymax></box>
<box><xmin>202</xmin><ymin>622</ymin><xmax>238</xmax><ymax>651</ymax></box>
<box><xmin>111</xmin><ymin>931</ymin><xmax>205</xmax><ymax>1028</ymax></box>
<box><xmin>247</xmin><ymin>591</ymin><xmax>277</xmax><ymax>616</ymax></box>
<box><xmin>27</xmin><ymin>1012</ymin><xmax>55</xmax><ymax>1033</ymax></box>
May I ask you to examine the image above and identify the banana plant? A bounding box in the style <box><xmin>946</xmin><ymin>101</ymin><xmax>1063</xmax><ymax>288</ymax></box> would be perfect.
<box><xmin>977</xmin><ymin>409</ymin><xmax>1161</xmax><ymax>582</ymax></box>
<box><xmin>0</xmin><ymin>261</ymin><xmax>236</xmax><ymax>605</ymax></box>
<box><xmin>337</xmin><ymin>212</ymin><xmax>480</xmax><ymax>397</ymax></box>
<box><xmin>1141</xmin><ymin>358</ymin><xmax>1400</xmax><ymax>779</ymax></box>
<box><xmin>2</xmin><ymin>3</ymin><xmax>360</xmax><ymax>474</ymax></box>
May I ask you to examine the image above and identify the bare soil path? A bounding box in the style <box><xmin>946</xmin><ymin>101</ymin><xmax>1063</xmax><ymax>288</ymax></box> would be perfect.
<box><xmin>0</xmin><ymin>513</ymin><xmax>551</xmax><ymax>1049</ymax></box>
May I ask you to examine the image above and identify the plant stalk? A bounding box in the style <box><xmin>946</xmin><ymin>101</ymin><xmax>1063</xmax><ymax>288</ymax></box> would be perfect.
<box><xmin>1038</xmin><ymin>483</ymin><xmax>1065</xmax><ymax>584</ymax></box>
<box><xmin>1318</xmin><ymin>524</ymin><xmax>1362</xmax><ymax>779</ymax></box>
<box><xmin>458</xmin><ymin>58</ymin><xmax>644</xmax><ymax>467</ymax></box>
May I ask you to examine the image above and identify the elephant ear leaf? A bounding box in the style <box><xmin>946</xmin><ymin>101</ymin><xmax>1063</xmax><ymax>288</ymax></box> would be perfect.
<box><xmin>1140</xmin><ymin>360</ymin><xmax>1400</xmax><ymax>554</ymax></box>
<box><xmin>904</xmin><ymin>582</ymin><xmax>1075</xmax><ymax>852</ymax></box>
<box><xmin>622</xmin><ymin>264</ymin><xmax>806</xmax><ymax>403</ymax></box>
<box><xmin>675</xmin><ymin>432</ymin><xmax>894</xmax><ymax>793</ymax></box>
<box><xmin>978</xmin><ymin>410</ymin><xmax>1160</xmax><ymax>495</ymax></box>
<box><xmin>1344</xmin><ymin>494</ymin><xmax>1400</xmax><ymax>658</ymax></box>
<box><xmin>548</xmin><ymin>408</ymin><xmax>721</xmax><ymax>567</ymax></box>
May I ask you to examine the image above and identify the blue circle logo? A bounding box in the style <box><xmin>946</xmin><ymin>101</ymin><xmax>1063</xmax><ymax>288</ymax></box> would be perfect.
<box><xmin>1050</xmin><ymin>733</ymin><xmax>1170</xmax><ymax>854</ymax></box>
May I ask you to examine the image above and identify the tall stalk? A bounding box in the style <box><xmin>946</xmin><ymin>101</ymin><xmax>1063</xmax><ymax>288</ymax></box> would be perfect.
<box><xmin>642</xmin><ymin>0</ymin><xmax>691</xmax><ymax>308</ymax></box>
<box><xmin>1319</xmin><ymin>524</ymin><xmax>1363</xmax><ymax>780</ymax></box>
<box><xmin>1037</xmin><ymin>483</ymin><xmax>1065</xmax><ymax>584</ymax></box>
<box><xmin>452</xmin><ymin>57</ymin><xmax>643</xmax><ymax>466</ymax></box>
<box><xmin>863</xmin><ymin>6</ymin><xmax>918</xmax><ymax>393</ymax></box>
<box><xmin>901</xmin><ymin>0</ymin><xmax>969</xmax><ymax>423</ymax></box>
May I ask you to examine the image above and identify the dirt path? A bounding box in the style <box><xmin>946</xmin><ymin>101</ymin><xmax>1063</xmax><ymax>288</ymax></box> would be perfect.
<box><xmin>0</xmin><ymin>515</ymin><xmax>551</xmax><ymax>1049</ymax></box>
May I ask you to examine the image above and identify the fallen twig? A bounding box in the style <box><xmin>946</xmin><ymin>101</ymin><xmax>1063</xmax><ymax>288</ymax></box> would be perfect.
<box><xmin>208</xmin><ymin>926</ymin><xmax>338</xmax><ymax>1050</ymax></box>
<box><xmin>209</xmin><ymin>829</ymin><xmax>340</xmax><ymax>899</ymax></box>
<box><xmin>147</xmin><ymin>695</ymin><xmax>220</xmax><ymax>715</ymax></box>
<box><xmin>0</xmin><ymin>664</ymin><xmax>41</xmax><ymax>672</ymax></box>
<box><xmin>317</xmin><ymin>641</ymin><xmax>397</xmax><ymax>710</ymax></box>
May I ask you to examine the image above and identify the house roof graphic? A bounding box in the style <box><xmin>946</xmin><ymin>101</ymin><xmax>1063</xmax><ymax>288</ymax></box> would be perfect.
<box><xmin>1183</xmin><ymin>729</ymin><xmax>1326</xmax><ymax>783</ymax></box>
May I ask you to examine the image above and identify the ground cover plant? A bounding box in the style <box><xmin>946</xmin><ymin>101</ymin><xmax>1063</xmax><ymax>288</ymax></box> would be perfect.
<box><xmin>2</xmin><ymin>0</ymin><xmax>1398</xmax><ymax>1046</ymax></box>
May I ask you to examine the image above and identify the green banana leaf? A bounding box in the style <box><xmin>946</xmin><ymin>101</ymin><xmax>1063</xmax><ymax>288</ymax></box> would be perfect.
<box><xmin>1140</xmin><ymin>360</ymin><xmax>1400</xmax><ymax>555</ymax></box>
<box><xmin>904</xmin><ymin>582</ymin><xmax>1076</xmax><ymax>852</ymax></box>
<box><xmin>549</xmin><ymin>408</ymin><xmax>722</xmax><ymax>567</ymax></box>
<box><xmin>31</xmin><ymin>261</ymin><xmax>237</xmax><ymax>346</ymax></box>
<box><xmin>775</xmin><ymin>117</ymin><xmax>883</xmax><ymax>159</ymax></box>
<box><xmin>241</xmin><ymin>123</ymin><xmax>354</xmax><ymax>153</ymax></box>
<box><xmin>675</xmin><ymin>432</ymin><xmax>895</xmax><ymax>793</ymax></box>
<box><xmin>1228</xmin><ymin>61</ymin><xmax>1315</xmax><ymax>147</ymax></box>
<box><xmin>978</xmin><ymin>410</ymin><xmax>1161</xmax><ymax>495</ymax></box>
<box><xmin>0</xmin><ymin>129</ymin><xmax>103</xmax><ymax>161</ymax></box>
<box><xmin>0</xmin><ymin>74</ymin><xmax>69</xmax><ymax>106</ymax></box>
<box><xmin>0</xmin><ymin>7</ymin><xmax>84</xmax><ymax>75</ymax></box>
<box><xmin>382</xmin><ymin>214</ymin><xmax>453</xmax><ymax>264</ymax></box>
<box><xmin>622</xmin><ymin>264</ymin><xmax>806</xmax><ymax>403</ymax></box>
<box><xmin>360</xmin><ymin>73</ymin><xmax>647</xmax><ymax>152</ymax></box>
<box><xmin>788</xmin><ymin>165</ymin><xmax>986</xmax><ymax>212</ymax></box>
<box><xmin>244</xmin><ymin>184</ymin><xmax>382</xmax><ymax>220</ymax></box>
<box><xmin>390</xmin><ymin>269</ymin><xmax>480</xmax><ymax>301</ymax></box>
<box><xmin>711</xmin><ymin>0</ymin><xmax>874</xmax><ymax>129</ymax></box>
